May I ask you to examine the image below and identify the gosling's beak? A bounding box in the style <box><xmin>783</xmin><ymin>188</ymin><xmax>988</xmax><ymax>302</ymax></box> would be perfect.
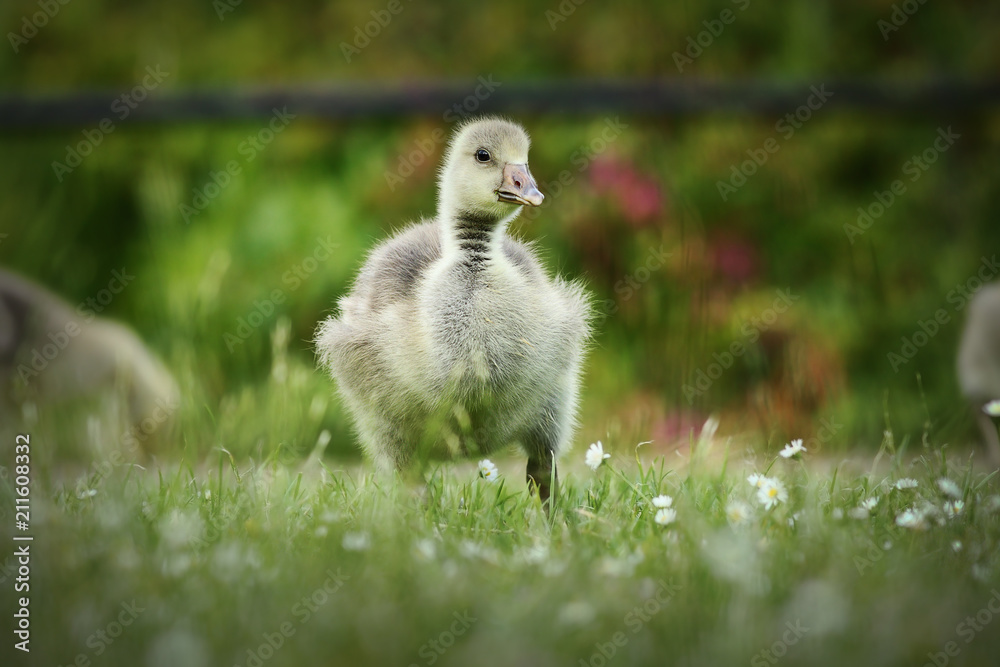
<box><xmin>496</xmin><ymin>163</ymin><xmax>544</xmax><ymax>207</ymax></box>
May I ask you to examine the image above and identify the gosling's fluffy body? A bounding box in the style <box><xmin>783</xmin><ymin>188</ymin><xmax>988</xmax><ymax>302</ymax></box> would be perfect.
<box><xmin>316</xmin><ymin>118</ymin><xmax>591</xmax><ymax>488</ymax></box>
<box><xmin>958</xmin><ymin>282</ymin><xmax>1000</xmax><ymax>464</ymax></box>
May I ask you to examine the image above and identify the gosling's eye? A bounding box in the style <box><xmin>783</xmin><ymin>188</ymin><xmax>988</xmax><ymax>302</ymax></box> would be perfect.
<box><xmin>475</xmin><ymin>149</ymin><xmax>491</xmax><ymax>163</ymax></box>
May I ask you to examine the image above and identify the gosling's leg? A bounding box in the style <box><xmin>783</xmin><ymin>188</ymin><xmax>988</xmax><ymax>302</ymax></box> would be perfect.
<box><xmin>975</xmin><ymin>408</ymin><xmax>1000</xmax><ymax>468</ymax></box>
<box><xmin>526</xmin><ymin>449</ymin><xmax>557</xmax><ymax>504</ymax></box>
<box><xmin>524</xmin><ymin>382</ymin><xmax>580</xmax><ymax>507</ymax></box>
<box><xmin>524</xmin><ymin>406</ymin><xmax>570</xmax><ymax>506</ymax></box>
<box><xmin>354</xmin><ymin>413</ymin><xmax>414</xmax><ymax>472</ymax></box>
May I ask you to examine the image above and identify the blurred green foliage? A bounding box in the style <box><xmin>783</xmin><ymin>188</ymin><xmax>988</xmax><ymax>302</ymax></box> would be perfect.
<box><xmin>1</xmin><ymin>0</ymin><xmax>999</xmax><ymax>458</ymax></box>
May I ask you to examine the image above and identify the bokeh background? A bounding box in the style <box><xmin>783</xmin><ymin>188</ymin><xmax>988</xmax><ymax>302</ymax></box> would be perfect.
<box><xmin>2</xmin><ymin>0</ymin><xmax>999</xmax><ymax>463</ymax></box>
<box><xmin>5</xmin><ymin>4</ymin><xmax>1000</xmax><ymax>667</ymax></box>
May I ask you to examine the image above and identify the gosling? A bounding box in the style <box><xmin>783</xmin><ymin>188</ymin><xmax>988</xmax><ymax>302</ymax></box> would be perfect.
<box><xmin>0</xmin><ymin>268</ymin><xmax>179</xmax><ymax>452</ymax></box>
<box><xmin>315</xmin><ymin>117</ymin><xmax>591</xmax><ymax>501</ymax></box>
<box><xmin>958</xmin><ymin>281</ymin><xmax>1000</xmax><ymax>466</ymax></box>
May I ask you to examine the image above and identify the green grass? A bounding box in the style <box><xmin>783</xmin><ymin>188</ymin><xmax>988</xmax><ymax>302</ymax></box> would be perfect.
<box><xmin>5</xmin><ymin>419</ymin><xmax>1000</xmax><ymax>667</ymax></box>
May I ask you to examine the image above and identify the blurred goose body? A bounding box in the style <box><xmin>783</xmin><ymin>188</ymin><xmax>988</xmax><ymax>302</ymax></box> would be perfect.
<box><xmin>958</xmin><ymin>281</ymin><xmax>1000</xmax><ymax>464</ymax></box>
<box><xmin>0</xmin><ymin>268</ymin><xmax>179</xmax><ymax>451</ymax></box>
<box><xmin>315</xmin><ymin>117</ymin><xmax>591</xmax><ymax>499</ymax></box>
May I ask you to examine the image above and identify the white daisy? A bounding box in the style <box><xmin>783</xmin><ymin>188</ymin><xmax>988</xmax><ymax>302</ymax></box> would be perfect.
<box><xmin>747</xmin><ymin>473</ymin><xmax>768</xmax><ymax>488</ymax></box>
<box><xmin>597</xmin><ymin>550</ymin><xmax>644</xmax><ymax>577</ymax></box>
<box><xmin>943</xmin><ymin>500</ymin><xmax>964</xmax><ymax>518</ymax></box>
<box><xmin>585</xmin><ymin>441</ymin><xmax>611</xmax><ymax>471</ymax></box>
<box><xmin>413</xmin><ymin>539</ymin><xmax>437</xmax><ymax>560</ymax></box>
<box><xmin>860</xmin><ymin>497</ymin><xmax>879</xmax><ymax>511</ymax></box>
<box><xmin>654</xmin><ymin>508</ymin><xmax>677</xmax><ymax>526</ymax></box>
<box><xmin>557</xmin><ymin>601</ymin><xmax>596</xmax><ymax>627</ymax></box>
<box><xmin>478</xmin><ymin>459</ymin><xmax>499</xmax><ymax>482</ymax></box>
<box><xmin>983</xmin><ymin>400</ymin><xmax>1000</xmax><ymax>417</ymax></box>
<box><xmin>756</xmin><ymin>478</ymin><xmax>788</xmax><ymax>510</ymax></box>
<box><xmin>895</xmin><ymin>508</ymin><xmax>927</xmax><ymax>530</ymax></box>
<box><xmin>937</xmin><ymin>478</ymin><xmax>962</xmax><ymax>499</ymax></box>
<box><xmin>652</xmin><ymin>495</ymin><xmax>673</xmax><ymax>508</ymax></box>
<box><xmin>160</xmin><ymin>510</ymin><xmax>204</xmax><ymax>551</ymax></box>
<box><xmin>459</xmin><ymin>539</ymin><xmax>499</xmax><ymax>563</ymax></box>
<box><xmin>893</xmin><ymin>478</ymin><xmax>918</xmax><ymax>490</ymax></box>
<box><xmin>951</xmin><ymin>540</ymin><xmax>963</xmax><ymax>552</ymax></box>
<box><xmin>779</xmin><ymin>439</ymin><xmax>806</xmax><ymax>458</ymax></box>
<box><xmin>831</xmin><ymin>508</ymin><xmax>844</xmax><ymax>520</ymax></box>
<box><xmin>726</xmin><ymin>500</ymin><xmax>751</xmax><ymax>526</ymax></box>
<box><xmin>342</xmin><ymin>532</ymin><xmax>372</xmax><ymax>551</ymax></box>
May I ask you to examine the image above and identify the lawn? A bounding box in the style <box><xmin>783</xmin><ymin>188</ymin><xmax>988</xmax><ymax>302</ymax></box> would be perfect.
<box><xmin>5</xmin><ymin>404</ymin><xmax>1000</xmax><ymax>666</ymax></box>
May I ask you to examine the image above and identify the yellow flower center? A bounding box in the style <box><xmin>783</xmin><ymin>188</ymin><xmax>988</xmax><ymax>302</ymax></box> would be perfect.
<box><xmin>768</xmin><ymin>488</ymin><xmax>778</xmax><ymax>498</ymax></box>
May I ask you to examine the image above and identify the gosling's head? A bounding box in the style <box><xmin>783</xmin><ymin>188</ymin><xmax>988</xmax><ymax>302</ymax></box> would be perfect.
<box><xmin>438</xmin><ymin>117</ymin><xmax>544</xmax><ymax>222</ymax></box>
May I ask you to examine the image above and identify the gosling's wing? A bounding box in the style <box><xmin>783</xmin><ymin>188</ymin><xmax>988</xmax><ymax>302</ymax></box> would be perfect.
<box><xmin>339</xmin><ymin>220</ymin><xmax>443</xmax><ymax>321</ymax></box>
<box><xmin>501</xmin><ymin>235</ymin><xmax>546</xmax><ymax>283</ymax></box>
<box><xmin>502</xmin><ymin>236</ymin><xmax>593</xmax><ymax>339</ymax></box>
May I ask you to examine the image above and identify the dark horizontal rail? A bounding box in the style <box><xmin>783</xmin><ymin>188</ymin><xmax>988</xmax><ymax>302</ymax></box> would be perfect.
<box><xmin>0</xmin><ymin>78</ymin><xmax>998</xmax><ymax>130</ymax></box>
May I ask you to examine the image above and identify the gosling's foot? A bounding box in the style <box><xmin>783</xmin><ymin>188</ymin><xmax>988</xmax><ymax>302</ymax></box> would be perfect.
<box><xmin>526</xmin><ymin>457</ymin><xmax>557</xmax><ymax>506</ymax></box>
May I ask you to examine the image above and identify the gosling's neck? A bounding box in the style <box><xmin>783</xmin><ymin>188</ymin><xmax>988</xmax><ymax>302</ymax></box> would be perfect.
<box><xmin>440</xmin><ymin>202</ymin><xmax>519</xmax><ymax>271</ymax></box>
